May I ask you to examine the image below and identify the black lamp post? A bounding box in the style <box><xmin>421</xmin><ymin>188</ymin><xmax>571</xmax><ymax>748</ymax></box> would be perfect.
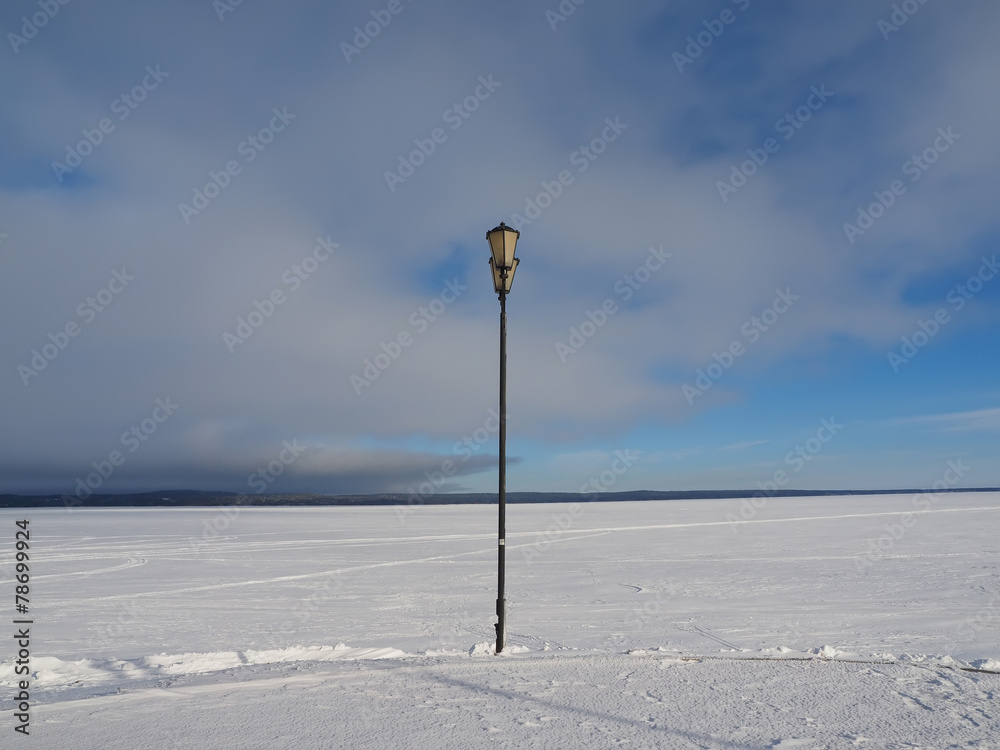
<box><xmin>486</xmin><ymin>221</ymin><xmax>519</xmax><ymax>654</ymax></box>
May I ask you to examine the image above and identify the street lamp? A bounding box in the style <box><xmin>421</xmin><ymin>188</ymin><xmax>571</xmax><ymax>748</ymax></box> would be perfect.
<box><xmin>486</xmin><ymin>221</ymin><xmax>519</xmax><ymax>654</ymax></box>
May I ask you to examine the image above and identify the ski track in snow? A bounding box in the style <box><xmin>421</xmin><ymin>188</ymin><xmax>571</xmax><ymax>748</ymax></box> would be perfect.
<box><xmin>36</xmin><ymin>503</ymin><xmax>1000</xmax><ymax>604</ymax></box>
<box><xmin>1</xmin><ymin>494</ymin><xmax>999</xmax><ymax>748</ymax></box>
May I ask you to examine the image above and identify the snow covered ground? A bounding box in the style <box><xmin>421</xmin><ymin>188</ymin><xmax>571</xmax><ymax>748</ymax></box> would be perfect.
<box><xmin>2</xmin><ymin>493</ymin><xmax>999</xmax><ymax>748</ymax></box>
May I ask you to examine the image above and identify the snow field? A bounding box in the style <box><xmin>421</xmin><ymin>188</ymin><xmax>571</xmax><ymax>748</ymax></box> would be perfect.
<box><xmin>1</xmin><ymin>493</ymin><xmax>998</xmax><ymax>747</ymax></box>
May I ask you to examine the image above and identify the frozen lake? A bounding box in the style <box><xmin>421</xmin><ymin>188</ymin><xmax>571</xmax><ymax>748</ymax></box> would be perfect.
<box><xmin>2</xmin><ymin>493</ymin><xmax>998</xmax><ymax>747</ymax></box>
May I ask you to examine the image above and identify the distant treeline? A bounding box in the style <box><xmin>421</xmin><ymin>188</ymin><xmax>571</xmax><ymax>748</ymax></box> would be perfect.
<box><xmin>0</xmin><ymin>487</ymin><xmax>996</xmax><ymax>508</ymax></box>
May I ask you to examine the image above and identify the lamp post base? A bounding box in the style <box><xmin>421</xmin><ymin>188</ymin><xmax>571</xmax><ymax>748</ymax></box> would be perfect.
<box><xmin>495</xmin><ymin>597</ymin><xmax>506</xmax><ymax>654</ymax></box>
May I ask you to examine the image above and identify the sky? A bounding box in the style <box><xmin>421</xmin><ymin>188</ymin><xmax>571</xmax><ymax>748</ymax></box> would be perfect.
<box><xmin>1</xmin><ymin>0</ymin><xmax>999</xmax><ymax>499</ymax></box>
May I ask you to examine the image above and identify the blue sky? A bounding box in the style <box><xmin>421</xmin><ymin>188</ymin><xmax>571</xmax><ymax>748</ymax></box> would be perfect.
<box><xmin>1</xmin><ymin>0</ymin><xmax>998</xmax><ymax>497</ymax></box>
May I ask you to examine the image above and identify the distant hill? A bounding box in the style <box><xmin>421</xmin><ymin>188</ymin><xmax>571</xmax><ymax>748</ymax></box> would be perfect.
<box><xmin>0</xmin><ymin>487</ymin><xmax>996</xmax><ymax>508</ymax></box>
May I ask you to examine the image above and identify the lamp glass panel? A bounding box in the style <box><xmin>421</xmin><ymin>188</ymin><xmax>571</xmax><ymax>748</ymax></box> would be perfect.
<box><xmin>500</xmin><ymin>228</ymin><xmax>518</xmax><ymax>267</ymax></box>
<box><xmin>488</xmin><ymin>230</ymin><xmax>506</xmax><ymax>268</ymax></box>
